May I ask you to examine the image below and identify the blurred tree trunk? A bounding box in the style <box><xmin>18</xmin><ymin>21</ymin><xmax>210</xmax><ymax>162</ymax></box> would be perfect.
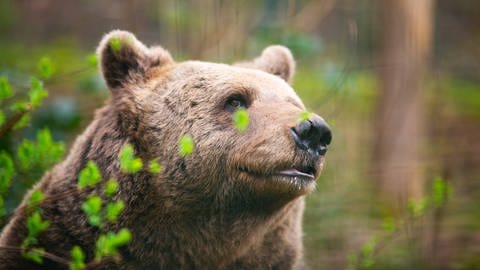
<box><xmin>375</xmin><ymin>0</ymin><xmax>434</xmax><ymax>209</ymax></box>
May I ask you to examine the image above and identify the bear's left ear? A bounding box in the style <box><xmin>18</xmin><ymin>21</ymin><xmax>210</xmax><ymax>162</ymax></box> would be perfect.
<box><xmin>236</xmin><ymin>45</ymin><xmax>296</xmax><ymax>84</ymax></box>
<box><xmin>97</xmin><ymin>30</ymin><xmax>173</xmax><ymax>90</ymax></box>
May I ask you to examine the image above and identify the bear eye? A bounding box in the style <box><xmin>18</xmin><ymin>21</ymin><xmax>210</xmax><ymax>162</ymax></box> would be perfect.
<box><xmin>224</xmin><ymin>94</ymin><xmax>248</xmax><ymax>112</ymax></box>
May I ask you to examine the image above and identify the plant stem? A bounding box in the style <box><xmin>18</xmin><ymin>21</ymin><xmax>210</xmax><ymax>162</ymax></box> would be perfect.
<box><xmin>0</xmin><ymin>109</ymin><xmax>29</xmax><ymax>138</ymax></box>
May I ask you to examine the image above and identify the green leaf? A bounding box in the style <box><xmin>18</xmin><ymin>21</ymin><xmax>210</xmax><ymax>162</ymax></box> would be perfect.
<box><xmin>37</xmin><ymin>57</ymin><xmax>55</xmax><ymax>80</ymax></box>
<box><xmin>148</xmin><ymin>160</ymin><xmax>162</xmax><ymax>174</ymax></box>
<box><xmin>36</xmin><ymin>128</ymin><xmax>54</xmax><ymax>152</ymax></box>
<box><xmin>69</xmin><ymin>246</ymin><xmax>86</xmax><ymax>270</ymax></box>
<box><xmin>346</xmin><ymin>253</ymin><xmax>358</xmax><ymax>270</ymax></box>
<box><xmin>104</xmin><ymin>179</ymin><xmax>119</xmax><ymax>198</ymax></box>
<box><xmin>29</xmin><ymin>77</ymin><xmax>48</xmax><ymax>109</ymax></box>
<box><xmin>361</xmin><ymin>238</ymin><xmax>376</xmax><ymax>256</ymax></box>
<box><xmin>360</xmin><ymin>237</ymin><xmax>377</xmax><ymax>269</ymax></box>
<box><xmin>78</xmin><ymin>161</ymin><xmax>101</xmax><ymax>189</ymax></box>
<box><xmin>119</xmin><ymin>143</ymin><xmax>143</xmax><ymax>174</ymax></box>
<box><xmin>113</xmin><ymin>228</ymin><xmax>132</xmax><ymax>246</ymax></box>
<box><xmin>298</xmin><ymin>110</ymin><xmax>311</xmax><ymax>122</ymax></box>
<box><xmin>22</xmin><ymin>235</ymin><xmax>37</xmax><ymax>248</ymax></box>
<box><xmin>432</xmin><ymin>177</ymin><xmax>452</xmax><ymax>208</ymax></box>
<box><xmin>22</xmin><ymin>248</ymin><xmax>45</xmax><ymax>264</ymax></box>
<box><xmin>95</xmin><ymin>234</ymin><xmax>108</xmax><ymax>259</ymax></box>
<box><xmin>0</xmin><ymin>111</ymin><xmax>5</xmax><ymax>126</ymax></box>
<box><xmin>0</xmin><ymin>76</ymin><xmax>13</xmax><ymax>100</ymax></box>
<box><xmin>86</xmin><ymin>54</ymin><xmax>98</xmax><ymax>68</ymax></box>
<box><xmin>0</xmin><ymin>196</ymin><xmax>5</xmax><ymax>219</ymax></box>
<box><xmin>179</xmin><ymin>134</ymin><xmax>194</xmax><ymax>156</ymax></box>
<box><xmin>382</xmin><ymin>216</ymin><xmax>396</xmax><ymax>233</ymax></box>
<box><xmin>407</xmin><ymin>198</ymin><xmax>428</xmax><ymax>217</ymax></box>
<box><xmin>12</xmin><ymin>114</ymin><xmax>31</xmax><ymax>130</ymax></box>
<box><xmin>26</xmin><ymin>212</ymin><xmax>50</xmax><ymax>239</ymax></box>
<box><xmin>89</xmin><ymin>215</ymin><xmax>102</xmax><ymax>227</ymax></box>
<box><xmin>95</xmin><ymin>229</ymin><xmax>132</xmax><ymax>260</ymax></box>
<box><xmin>28</xmin><ymin>190</ymin><xmax>45</xmax><ymax>209</ymax></box>
<box><xmin>17</xmin><ymin>129</ymin><xmax>65</xmax><ymax>172</ymax></box>
<box><xmin>81</xmin><ymin>196</ymin><xmax>102</xmax><ymax>215</ymax></box>
<box><xmin>17</xmin><ymin>139</ymin><xmax>36</xmax><ymax>170</ymax></box>
<box><xmin>109</xmin><ymin>37</ymin><xmax>122</xmax><ymax>53</ymax></box>
<box><xmin>81</xmin><ymin>195</ymin><xmax>102</xmax><ymax>227</ymax></box>
<box><xmin>106</xmin><ymin>200</ymin><xmax>125</xmax><ymax>223</ymax></box>
<box><xmin>36</xmin><ymin>128</ymin><xmax>65</xmax><ymax>165</ymax></box>
<box><xmin>362</xmin><ymin>257</ymin><xmax>375</xmax><ymax>269</ymax></box>
<box><xmin>232</xmin><ymin>108</ymin><xmax>249</xmax><ymax>132</ymax></box>
<box><xmin>0</xmin><ymin>151</ymin><xmax>14</xmax><ymax>195</ymax></box>
<box><xmin>10</xmin><ymin>100</ymin><xmax>29</xmax><ymax>113</ymax></box>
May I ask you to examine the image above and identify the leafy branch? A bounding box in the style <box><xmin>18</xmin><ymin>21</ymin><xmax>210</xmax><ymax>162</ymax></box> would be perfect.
<box><xmin>347</xmin><ymin>177</ymin><xmax>452</xmax><ymax>270</ymax></box>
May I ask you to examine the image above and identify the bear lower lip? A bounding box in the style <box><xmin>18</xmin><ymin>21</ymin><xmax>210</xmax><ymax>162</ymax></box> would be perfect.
<box><xmin>238</xmin><ymin>167</ymin><xmax>317</xmax><ymax>181</ymax></box>
<box><xmin>275</xmin><ymin>169</ymin><xmax>315</xmax><ymax>180</ymax></box>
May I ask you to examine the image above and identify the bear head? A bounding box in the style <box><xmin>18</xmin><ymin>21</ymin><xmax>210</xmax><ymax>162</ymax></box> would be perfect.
<box><xmin>97</xmin><ymin>30</ymin><xmax>332</xmax><ymax>213</ymax></box>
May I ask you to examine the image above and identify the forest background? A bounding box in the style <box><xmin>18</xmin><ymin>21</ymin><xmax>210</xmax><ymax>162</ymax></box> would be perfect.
<box><xmin>0</xmin><ymin>0</ymin><xmax>479</xmax><ymax>269</ymax></box>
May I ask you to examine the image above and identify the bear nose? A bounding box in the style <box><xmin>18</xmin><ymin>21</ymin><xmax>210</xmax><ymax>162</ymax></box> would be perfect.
<box><xmin>290</xmin><ymin>117</ymin><xmax>332</xmax><ymax>156</ymax></box>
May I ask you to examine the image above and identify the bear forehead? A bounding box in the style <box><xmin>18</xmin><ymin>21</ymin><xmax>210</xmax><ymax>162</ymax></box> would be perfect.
<box><xmin>155</xmin><ymin>61</ymin><xmax>304</xmax><ymax>106</ymax></box>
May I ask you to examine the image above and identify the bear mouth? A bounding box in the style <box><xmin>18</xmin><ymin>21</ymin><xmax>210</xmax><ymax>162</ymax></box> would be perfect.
<box><xmin>237</xmin><ymin>164</ymin><xmax>319</xmax><ymax>195</ymax></box>
<box><xmin>274</xmin><ymin>168</ymin><xmax>316</xmax><ymax>180</ymax></box>
<box><xmin>238</xmin><ymin>164</ymin><xmax>318</xmax><ymax>183</ymax></box>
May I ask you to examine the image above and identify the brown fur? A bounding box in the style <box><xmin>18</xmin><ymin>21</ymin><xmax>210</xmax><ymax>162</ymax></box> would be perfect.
<box><xmin>0</xmin><ymin>30</ymin><xmax>328</xmax><ymax>269</ymax></box>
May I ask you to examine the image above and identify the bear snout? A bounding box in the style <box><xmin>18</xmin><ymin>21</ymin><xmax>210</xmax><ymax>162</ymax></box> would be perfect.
<box><xmin>290</xmin><ymin>117</ymin><xmax>332</xmax><ymax>156</ymax></box>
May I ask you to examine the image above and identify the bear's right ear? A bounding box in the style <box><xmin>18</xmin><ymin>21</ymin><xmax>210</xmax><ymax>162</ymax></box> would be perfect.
<box><xmin>97</xmin><ymin>30</ymin><xmax>173</xmax><ymax>90</ymax></box>
<box><xmin>235</xmin><ymin>45</ymin><xmax>296</xmax><ymax>84</ymax></box>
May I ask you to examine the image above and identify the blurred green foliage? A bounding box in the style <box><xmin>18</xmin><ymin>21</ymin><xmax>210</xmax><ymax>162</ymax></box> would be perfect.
<box><xmin>443</xmin><ymin>78</ymin><xmax>480</xmax><ymax>117</ymax></box>
<box><xmin>0</xmin><ymin>77</ymin><xmax>13</xmax><ymax>100</ymax></box>
<box><xmin>37</xmin><ymin>57</ymin><xmax>54</xmax><ymax>80</ymax></box>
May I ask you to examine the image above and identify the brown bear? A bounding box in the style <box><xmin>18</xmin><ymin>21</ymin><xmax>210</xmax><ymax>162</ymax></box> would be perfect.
<box><xmin>0</xmin><ymin>30</ymin><xmax>331</xmax><ymax>269</ymax></box>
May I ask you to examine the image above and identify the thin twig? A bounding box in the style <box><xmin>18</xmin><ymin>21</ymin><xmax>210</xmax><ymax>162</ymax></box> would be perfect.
<box><xmin>0</xmin><ymin>109</ymin><xmax>30</xmax><ymax>139</ymax></box>
<box><xmin>0</xmin><ymin>245</ymin><xmax>71</xmax><ymax>266</ymax></box>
